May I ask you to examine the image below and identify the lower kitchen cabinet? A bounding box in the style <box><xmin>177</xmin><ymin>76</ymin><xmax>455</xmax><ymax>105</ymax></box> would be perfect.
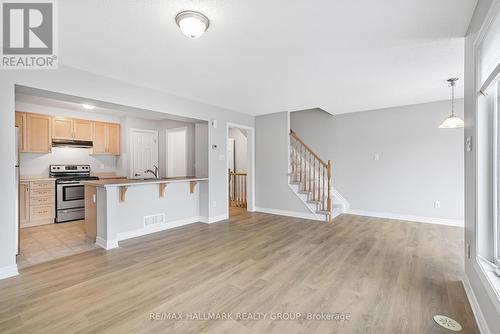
<box><xmin>20</xmin><ymin>180</ymin><xmax>55</xmax><ymax>228</ymax></box>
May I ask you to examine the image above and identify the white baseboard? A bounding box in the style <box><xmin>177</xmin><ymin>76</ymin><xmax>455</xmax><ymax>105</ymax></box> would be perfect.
<box><xmin>463</xmin><ymin>275</ymin><xmax>492</xmax><ymax>334</ymax></box>
<box><xmin>117</xmin><ymin>216</ymin><xmax>206</xmax><ymax>241</ymax></box>
<box><xmin>255</xmin><ymin>207</ymin><xmax>324</xmax><ymax>222</ymax></box>
<box><xmin>207</xmin><ymin>214</ymin><xmax>229</xmax><ymax>224</ymax></box>
<box><xmin>95</xmin><ymin>237</ymin><xmax>119</xmax><ymax>250</ymax></box>
<box><xmin>0</xmin><ymin>264</ymin><xmax>19</xmax><ymax>280</ymax></box>
<box><xmin>345</xmin><ymin>209</ymin><xmax>464</xmax><ymax>227</ymax></box>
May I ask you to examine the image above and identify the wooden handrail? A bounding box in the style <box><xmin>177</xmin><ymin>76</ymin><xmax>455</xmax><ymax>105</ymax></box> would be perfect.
<box><xmin>290</xmin><ymin>129</ymin><xmax>327</xmax><ymax>166</ymax></box>
<box><xmin>290</xmin><ymin>129</ymin><xmax>333</xmax><ymax>222</ymax></box>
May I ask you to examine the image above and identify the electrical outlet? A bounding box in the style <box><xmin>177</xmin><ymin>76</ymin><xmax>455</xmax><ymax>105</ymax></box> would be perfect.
<box><xmin>434</xmin><ymin>201</ymin><xmax>441</xmax><ymax>209</ymax></box>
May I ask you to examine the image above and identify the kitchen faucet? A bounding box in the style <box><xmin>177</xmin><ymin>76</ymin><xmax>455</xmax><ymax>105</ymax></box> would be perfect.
<box><xmin>144</xmin><ymin>165</ymin><xmax>160</xmax><ymax>179</ymax></box>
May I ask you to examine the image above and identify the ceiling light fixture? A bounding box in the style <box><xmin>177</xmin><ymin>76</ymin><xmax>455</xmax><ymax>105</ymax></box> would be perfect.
<box><xmin>175</xmin><ymin>11</ymin><xmax>209</xmax><ymax>39</ymax></box>
<box><xmin>439</xmin><ymin>78</ymin><xmax>464</xmax><ymax>129</ymax></box>
<box><xmin>82</xmin><ymin>104</ymin><xmax>95</xmax><ymax>110</ymax></box>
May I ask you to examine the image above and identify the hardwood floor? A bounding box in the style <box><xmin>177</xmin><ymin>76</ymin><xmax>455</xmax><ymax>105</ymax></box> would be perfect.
<box><xmin>17</xmin><ymin>220</ymin><xmax>98</xmax><ymax>269</ymax></box>
<box><xmin>0</xmin><ymin>212</ymin><xmax>478</xmax><ymax>333</ymax></box>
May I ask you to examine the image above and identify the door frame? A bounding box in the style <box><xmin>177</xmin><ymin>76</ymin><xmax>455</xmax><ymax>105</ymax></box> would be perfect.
<box><xmin>129</xmin><ymin>128</ymin><xmax>159</xmax><ymax>179</ymax></box>
<box><xmin>166</xmin><ymin>126</ymin><xmax>188</xmax><ymax>177</ymax></box>
<box><xmin>226</xmin><ymin>122</ymin><xmax>255</xmax><ymax>215</ymax></box>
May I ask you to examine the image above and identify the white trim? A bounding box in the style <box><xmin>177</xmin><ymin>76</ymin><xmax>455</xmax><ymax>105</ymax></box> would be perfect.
<box><xmin>463</xmin><ymin>271</ymin><xmax>493</xmax><ymax>334</ymax></box>
<box><xmin>207</xmin><ymin>213</ymin><xmax>229</xmax><ymax>224</ymax></box>
<box><xmin>117</xmin><ymin>216</ymin><xmax>205</xmax><ymax>241</ymax></box>
<box><xmin>255</xmin><ymin>206</ymin><xmax>325</xmax><ymax>222</ymax></box>
<box><xmin>475</xmin><ymin>257</ymin><xmax>500</xmax><ymax>316</ymax></box>
<box><xmin>0</xmin><ymin>265</ymin><xmax>19</xmax><ymax>280</ymax></box>
<box><xmin>345</xmin><ymin>209</ymin><xmax>464</xmax><ymax>227</ymax></box>
<box><xmin>95</xmin><ymin>237</ymin><xmax>119</xmax><ymax>250</ymax></box>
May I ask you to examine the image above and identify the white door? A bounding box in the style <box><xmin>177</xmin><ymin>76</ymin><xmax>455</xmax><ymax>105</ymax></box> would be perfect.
<box><xmin>130</xmin><ymin>129</ymin><xmax>159</xmax><ymax>179</ymax></box>
<box><xmin>167</xmin><ymin>127</ymin><xmax>187</xmax><ymax>177</ymax></box>
<box><xmin>227</xmin><ymin>138</ymin><xmax>235</xmax><ymax>172</ymax></box>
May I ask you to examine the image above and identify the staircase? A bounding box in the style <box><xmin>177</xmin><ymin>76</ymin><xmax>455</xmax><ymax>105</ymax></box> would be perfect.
<box><xmin>289</xmin><ymin>129</ymin><xmax>345</xmax><ymax>222</ymax></box>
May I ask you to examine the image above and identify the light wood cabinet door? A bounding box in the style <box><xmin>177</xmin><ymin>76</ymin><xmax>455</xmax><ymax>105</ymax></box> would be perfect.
<box><xmin>15</xmin><ymin>112</ymin><xmax>26</xmax><ymax>152</ymax></box>
<box><xmin>19</xmin><ymin>182</ymin><xmax>29</xmax><ymax>224</ymax></box>
<box><xmin>52</xmin><ymin>117</ymin><xmax>73</xmax><ymax>140</ymax></box>
<box><xmin>26</xmin><ymin>114</ymin><xmax>51</xmax><ymax>153</ymax></box>
<box><xmin>73</xmin><ymin>119</ymin><xmax>93</xmax><ymax>141</ymax></box>
<box><xmin>92</xmin><ymin>122</ymin><xmax>107</xmax><ymax>154</ymax></box>
<box><xmin>106</xmin><ymin>123</ymin><xmax>120</xmax><ymax>155</ymax></box>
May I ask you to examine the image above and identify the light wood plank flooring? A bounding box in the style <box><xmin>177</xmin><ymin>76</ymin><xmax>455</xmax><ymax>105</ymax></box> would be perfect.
<box><xmin>17</xmin><ymin>220</ymin><xmax>98</xmax><ymax>269</ymax></box>
<box><xmin>0</xmin><ymin>212</ymin><xmax>478</xmax><ymax>333</ymax></box>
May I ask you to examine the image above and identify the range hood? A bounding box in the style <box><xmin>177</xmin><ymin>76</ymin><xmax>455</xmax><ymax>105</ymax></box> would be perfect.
<box><xmin>52</xmin><ymin>139</ymin><xmax>93</xmax><ymax>148</ymax></box>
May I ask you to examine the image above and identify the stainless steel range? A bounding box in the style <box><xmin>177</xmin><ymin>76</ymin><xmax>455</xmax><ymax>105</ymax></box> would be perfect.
<box><xmin>50</xmin><ymin>165</ymin><xmax>99</xmax><ymax>223</ymax></box>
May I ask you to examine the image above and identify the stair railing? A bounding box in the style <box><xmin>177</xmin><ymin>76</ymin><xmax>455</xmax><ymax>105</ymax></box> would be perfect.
<box><xmin>228</xmin><ymin>169</ymin><xmax>247</xmax><ymax>208</ymax></box>
<box><xmin>290</xmin><ymin>129</ymin><xmax>332</xmax><ymax>222</ymax></box>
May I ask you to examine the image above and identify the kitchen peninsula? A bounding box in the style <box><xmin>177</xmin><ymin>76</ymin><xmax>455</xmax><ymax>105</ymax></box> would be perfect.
<box><xmin>83</xmin><ymin>177</ymin><xmax>209</xmax><ymax>249</ymax></box>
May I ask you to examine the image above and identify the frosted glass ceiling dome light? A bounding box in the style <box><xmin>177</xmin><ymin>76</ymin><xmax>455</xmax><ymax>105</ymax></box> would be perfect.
<box><xmin>439</xmin><ymin>78</ymin><xmax>464</xmax><ymax>129</ymax></box>
<box><xmin>175</xmin><ymin>11</ymin><xmax>209</xmax><ymax>39</ymax></box>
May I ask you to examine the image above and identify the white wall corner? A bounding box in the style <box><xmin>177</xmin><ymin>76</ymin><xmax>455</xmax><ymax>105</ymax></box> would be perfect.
<box><xmin>0</xmin><ymin>264</ymin><xmax>19</xmax><ymax>280</ymax></box>
<box><xmin>345</xmin><ymin>209</ymin><xmax>464</xmax><ymax>227</ymax></box>
<box><xmin>95</xmin><ymin>237</ymin><xmax>119</xmax><ymax>250</ymax></box>
<box><xmin>462</xmin><ymin>275</ymin><xmax>493</xmax><ymax>334</ymax></box>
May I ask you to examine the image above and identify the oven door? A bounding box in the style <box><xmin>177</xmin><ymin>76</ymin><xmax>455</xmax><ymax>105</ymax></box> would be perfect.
<box><xmin>57</xmin><ymin>181</ymin><xmax>85</xmax><ymax>210</ymax></box>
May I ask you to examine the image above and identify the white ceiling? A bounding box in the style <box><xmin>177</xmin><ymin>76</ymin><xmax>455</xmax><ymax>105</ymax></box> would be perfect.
<box><xmin>58</xmin><ymin>0</ymin><xmax>477</xmax><ymax>116</ymax></box>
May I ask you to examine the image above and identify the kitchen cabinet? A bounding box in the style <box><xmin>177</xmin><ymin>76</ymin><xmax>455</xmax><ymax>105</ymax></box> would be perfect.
<box><xmin>20</xmin><ymin>179</ymin><xmax>55</xmax><ymax>228</ymax></box>
<box><xmin>15</xmin><ymin>112</ymin><xmax>26</xmax><ymax>152</ymax></box>
<box><xmin>53</xmin><ymin>117</ymin><xmax>93</xmax><ymax>141</ymax></box>
<box><xmin>92</xmin><ymin>122</ymin><xmax>120</xmax><ymax>155</ymax></box>
<box><xmin>25</xmin><ymin>113</ymin><xmax>52</xmax><ymax>153</ymax></box>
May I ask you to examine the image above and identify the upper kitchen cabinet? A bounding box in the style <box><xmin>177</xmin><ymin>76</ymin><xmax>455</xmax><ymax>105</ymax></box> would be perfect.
<box><xmin>92</xmin><ymin>122</ymin><xmax>120</xmax><ymax>155</ymax></box>
<box><xmin>53</xmin><ymin>117</ymin><xmax>93</xmax><ymax>141</ymax></box>
<box><xmin>19</xmin><ymin>112</ymin><xmax>52</xmax><ymax>153</ymax></box>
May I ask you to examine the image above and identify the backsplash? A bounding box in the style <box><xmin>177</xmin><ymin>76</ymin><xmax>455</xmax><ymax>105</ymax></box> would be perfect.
<box><xmin>20</xmin><ymin>147</ymin><xmax>118</xmax><ymax>176</ymax></box>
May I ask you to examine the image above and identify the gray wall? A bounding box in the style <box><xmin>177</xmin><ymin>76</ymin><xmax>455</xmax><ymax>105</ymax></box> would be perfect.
<box><xmin>255</xmin><ymin>111</ymin><xmax>310</xmax><ymax>213</ymax></box>
<box><xmin>464</xmin><ymin>0</ymin><xmax>500</xmax><ymax>332</ymax></box>
<box><xmin>291</xmin><ymin>100</ymin><xmax>465</xmax><ymax>222</ymax></box>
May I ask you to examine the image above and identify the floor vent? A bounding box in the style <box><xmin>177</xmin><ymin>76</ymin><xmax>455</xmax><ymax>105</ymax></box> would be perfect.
<box><xmin>144</xmin><ymin>213</ymin><xmax>166</xmax><ymax>227</ymax></box>
<box><xmin>433</xmin><ymin>315</ymin><xmax>462</xmax><ymax>331</ymax></box>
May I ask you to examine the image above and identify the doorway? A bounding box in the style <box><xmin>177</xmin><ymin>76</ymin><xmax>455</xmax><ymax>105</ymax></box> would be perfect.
<box><xmin>166</xmin><ymin>127</ymin><xmax>188</xmax><ymax>177</ymax></box>
<box><xmin>227</xmin><ymin>123</ymin><xmax>255</xmax><ymax>217</ymax></box>
<box><xmin>130</xmin><ymin>128</ymin><xmax>159</xmax><ymax>178</ymax></box>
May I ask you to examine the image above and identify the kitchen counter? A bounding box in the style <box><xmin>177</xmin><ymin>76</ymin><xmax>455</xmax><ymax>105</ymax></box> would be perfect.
<box><xmin>82</xmin><ymin>176</ymin><xmax>208</xmax><ymax>187</ymax></box>
<box><xmin>84</xmin><ymin>176</ymin><xmax>209</xmax><ymax>250</ymax></box>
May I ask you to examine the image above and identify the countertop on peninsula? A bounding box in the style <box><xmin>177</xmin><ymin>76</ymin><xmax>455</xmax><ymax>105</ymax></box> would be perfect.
<box><xmin>82</xmin><ymin>176</ymin><xmax>208</xmax><ymax>187</ymax></box>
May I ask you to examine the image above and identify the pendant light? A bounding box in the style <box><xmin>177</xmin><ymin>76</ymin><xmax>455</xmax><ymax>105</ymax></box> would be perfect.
<box><xmin>439</xmin><ymin>78</ymin><xmax>464</xmax><ymax>129</ymax></box>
